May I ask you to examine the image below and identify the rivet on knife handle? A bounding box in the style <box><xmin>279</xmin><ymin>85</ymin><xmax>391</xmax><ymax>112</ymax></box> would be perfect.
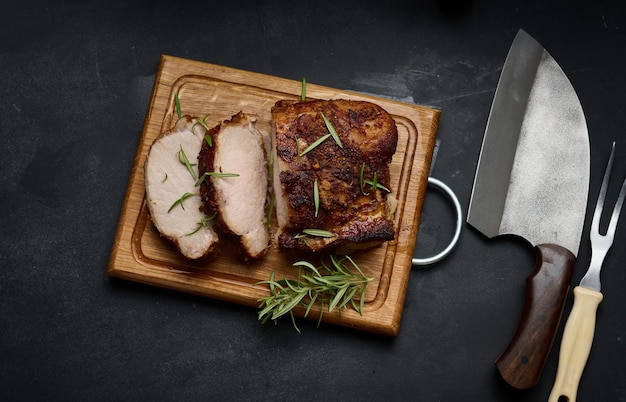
<box><xmin>494</xmin><ymin>244</ymin><xmax>575</xmax><ymax>389</ymax></box>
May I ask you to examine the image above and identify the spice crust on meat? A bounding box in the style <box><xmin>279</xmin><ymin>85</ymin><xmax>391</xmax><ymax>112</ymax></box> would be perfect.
<box><xmin>271</xmin><ymin>99</ymin><xmax>398</xmax><ymax>253</ymax></box>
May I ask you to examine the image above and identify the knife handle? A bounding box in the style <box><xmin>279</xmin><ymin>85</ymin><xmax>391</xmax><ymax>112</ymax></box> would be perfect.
<box><xmin>548</xmin><ymin>286</ymin><xmax>603</xmax><ymax>402</ymax></box>
<box><xmin>495</xmin><ymin>243</ymin><xmax>575</xmax><ymax>389</ymax></box>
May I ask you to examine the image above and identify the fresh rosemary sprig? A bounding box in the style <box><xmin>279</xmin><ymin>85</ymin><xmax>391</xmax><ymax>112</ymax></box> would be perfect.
<box><xmin>257</xmin><ymin>254</ymin><xmax>372</xmax><ymax>333</ymax></box>
<box><xmin>177</xmin><ymin>145</ymin><xmax>197</xmax><ymax>180</ymax></box>
<box><xmin>168</xmin><ymin>192</ymin><xmax>198</xmax><ymax>213</ymax></box>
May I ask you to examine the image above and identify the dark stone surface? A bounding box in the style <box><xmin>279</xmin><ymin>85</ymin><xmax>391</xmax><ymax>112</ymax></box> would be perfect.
<box><xmin>1</xmin><ymin>1</ymin><xmax>625</xmax><ymax>400</ymax></box>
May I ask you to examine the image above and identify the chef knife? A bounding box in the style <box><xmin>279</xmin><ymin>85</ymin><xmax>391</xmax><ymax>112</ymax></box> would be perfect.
<box><xmin>466</xmin><ymin>29</ymin><xmax>590</xmax><ymax>389</ymax></box>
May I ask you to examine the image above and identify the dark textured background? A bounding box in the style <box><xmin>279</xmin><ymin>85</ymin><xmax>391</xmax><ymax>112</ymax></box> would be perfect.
<box><xmin>1</xmin><ymin>1</ymin><xmax>625</xmax><ymax>401</ymax></box>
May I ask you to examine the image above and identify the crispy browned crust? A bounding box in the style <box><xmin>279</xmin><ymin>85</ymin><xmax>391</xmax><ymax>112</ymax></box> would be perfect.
<box><xmin>198</xmin><ymin>120</ymin><xmax>220</xmax><ymax>217</ymax></box>
<box><xmin>272</xmin><ymin>99</ymin><xmax>398</xmax><ymax>253</ymax></box>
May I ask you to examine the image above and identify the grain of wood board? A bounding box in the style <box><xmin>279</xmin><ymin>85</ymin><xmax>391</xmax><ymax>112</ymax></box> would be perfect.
<box><xmin>107</xmin><ymin>55</ymin><xmax>440</xmax><ymax>336</ymax></box>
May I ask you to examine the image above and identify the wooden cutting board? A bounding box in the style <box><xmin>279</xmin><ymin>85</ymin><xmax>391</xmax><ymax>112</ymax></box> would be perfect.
<box><xmin>107</xmin><ymin>55</ymin><xmax>440</xmax><ymax>336</ymax></box>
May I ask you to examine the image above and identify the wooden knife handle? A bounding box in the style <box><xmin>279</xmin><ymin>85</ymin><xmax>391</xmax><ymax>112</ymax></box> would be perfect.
<box><xmin>495</xmin><ymin>243</ymin><xmax>575</xmax><ymax>389</ymax></box>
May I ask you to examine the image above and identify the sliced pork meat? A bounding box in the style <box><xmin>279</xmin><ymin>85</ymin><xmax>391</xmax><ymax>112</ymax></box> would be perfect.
<box><xmin>271</xmin><ymin>99</ymin><xmax>398</xmax><ymax>253</ymax></box>
<box><xmin>144</xmin><ymin>116</ymin><xmax>219</xmax><ymax>259</ymax></box>
<box><xmin>198</xmin><ymin>112</ymin><xmax>271</xmax><ymax>260</ymax></box>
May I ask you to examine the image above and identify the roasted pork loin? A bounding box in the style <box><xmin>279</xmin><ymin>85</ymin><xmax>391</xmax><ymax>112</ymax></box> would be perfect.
<box><xmin>144</xmin><ymin>116</ymin><xmax>219</xmax><ymax>259</ymax></box>
<box><xmin>198</xmin><ymin>112</ymin><xmax>271</xmax><ymax>260</ymax></box>
<box><xmin>271</xmin><ymin>99</ymin><xmax>398</xmax><ymax>253</ymax></box>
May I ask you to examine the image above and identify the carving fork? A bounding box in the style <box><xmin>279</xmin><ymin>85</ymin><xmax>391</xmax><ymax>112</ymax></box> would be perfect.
<box><xmin>548</xmin><ymin>142</ymin><xmax>626</xmax><ymax>401</ymax></box>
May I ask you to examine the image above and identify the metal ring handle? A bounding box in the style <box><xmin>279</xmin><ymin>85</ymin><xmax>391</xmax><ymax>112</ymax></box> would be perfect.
<box><xmin>412</xmin><ymin>177</ymin><xmax>463</xmax><ymax>266</ymax></box>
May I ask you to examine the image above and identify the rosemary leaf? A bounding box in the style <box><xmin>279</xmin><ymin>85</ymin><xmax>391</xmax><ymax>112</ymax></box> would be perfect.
<box><xmin>301</xmin><ymin>77</ymin><xmax>306</xmax><ymax>101</ymax></box>
<box><xmin>274</xmin><ymin>290</ymin><xmax>308</xmax><ymax>320</ymax></box>
<box><xmin>177</xmin><ymin>145</ymin><xmax>197</xmax><ymax>180</ymax></box>
<box><xmin>372</xmin><ymin>171</ymin><xmax>378</xmax><ymax>194</ymax></box>
<box><xmin>283</xmin><ymin>277</ymin><xmax>301</xmax><ymax>293</ymax></box>
<box><xmin>302</xmin><ymin>228</ymin><xmax>335</xmax><ymax>238</ymax></box>
<box><xmin>187</xmin><ymin>225</ymin><xmax>203</xmax><ymax>236</ymax></box>
<box><xmin>195</xmin><ymin>171</ymin><xmax>240</xmax><ymax>187</ymax></box>
<box><xmin>167</xmin><ymin>192</ymin><xmax>198</xmax><ymax>213</ymax></box>
<box><xmin>162</xmin><ymin>172</ymin><xmax>168</xmax><ymax>183</ymax></box>
<box><xmin>266</xmin><ymin>193</ymin><xmax>275</xmax><ymax>226</ymax></box>
<box><xmin>316</xmin><ymin>298</ymin><xmax>325</xmax><ymax>328</ymax></box>
<box><xmin>310</xmin><ymin>275</ymin><xmax>333</xmax><ymax>287</ymax></box>
<box><xmin>266</xmin><ymin>271</ymin><xmax>277</xmax><ymax>292</ymax></box>
<box><xmin>320</xmin><ymin>113</ymin><xmax>343</xmax><ymax>148</ymax></box>
<box><xmin>300</xmin><ymin>133</ymin><xmax>331</xmax><ymax>157</ymax></box>
<box><xmin>175</xmin><ymin>91</ymin><xmax>182</xmax><ymax>118</ymax></box>
<box><xmin>364</xmin><ymin>177</ymin><xmax>391</xmax><ymax>192</ymax></box>
<box><xmin>344</xmin><ymin>254</ymin><xmax>367</xmax><ymax>278</ymax></box>
<box><xmin>258</xmin><ymin>299</ymin><xmax>282</xmax><ymax>320</ymax></box>
<box><xmin>304</xmin><ymin>292</ymin><xmax>318</xmax><ymax>317</ymax></box>
<box><xmin>359</xmin><ymin>162</ymin><xmax>367</xmax><ymax>195</ymax></box>
<box><xmin>294</xmin><ymin>135</ymin><xmax>301</xmax><ymax>162</ymax></box>
<box><xmin>330</xmin><ymin>254</ymin><xmax>349</xmax><ymax>275</ymax></box>
<box><xmin>358</xmin><ymin>287</ymin><xmax>367</xmax><ymax>314</ymax></box>
<box><xmin>344</xmin><ymin>286</ymin><xmax>360</xmax><ymax>308</ymax></box>
<box><xmin>329</xmin><ymin>285</ymin><xmax>349</xmax><ymax>312</ymax></box>
<box><xmin>293</xmin><ymin>233</ymin><xmax>310</xmax><ymax>247</ymax></box>
<box><xmin>290</xmin><ymin>312</ymin><xmax>301</xmax><ymax>334</ymax></box>
<box><xmin>191</xmin><ymin>122</ymin><xmax>206</xmax><ymax>136</ymax></box>
<box><xmin>313</xmin><ymin>179</ymin><xmax>320</xmax><ymax>217</ymax></box>
<box><xmin>293</xmin><ymin>260</ymin><xmax>317</xmax><ymax>271</ymax></box>
<box><xmin>210</xmin><ymin>172</ymin><xmax>240</xmax><ymax>178</ymax></box>
<box><xmin>186</xmin><ymin>213</ymin><xmax>216</xmax><ymax>236</ymax></box>
<box><xmin>191</xmin><ymin>114</ymin><xmax>211</xmax><ymax>137</ymax></box>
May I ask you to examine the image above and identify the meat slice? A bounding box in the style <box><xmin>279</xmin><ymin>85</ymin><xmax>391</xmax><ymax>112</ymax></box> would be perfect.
<box><xmin>271</xmin><ymin>99</ymin><xmax>398</xmax><ymax>253</ymax></box>
<box><xmin>198</xmin><ymin>112</ymin><xmax>271</xmax><ymax>260</ymax></box>
<box><xmin>144</xmin><ymin>116</ymin><xmax>219</xmax><ymax>259</ymax></box>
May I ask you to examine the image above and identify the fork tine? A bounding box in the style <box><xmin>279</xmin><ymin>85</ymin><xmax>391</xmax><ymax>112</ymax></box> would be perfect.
<box><xmin>596</xmin><ymin>141</ymin><xmax>626</xmax><ymax>244</ymax></box>
<box><xmin>579</xmin><ymin>142</ymin><xmax>623</xmax><ymax>292</ymax></box>
<box><xmin>607</xmin><ymin>167</ymin><xmax>626</xmax><ymax>240</ymax></box>
<box><xmin>592</xmin><ymin>142</ymin><xmax>615</xmax><ymax>235</ymax></box>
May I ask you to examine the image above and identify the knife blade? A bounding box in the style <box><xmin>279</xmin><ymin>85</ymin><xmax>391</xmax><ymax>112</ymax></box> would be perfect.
<box><xmin>467</xmin><ymin>29</ymin><xmax>590</xmax><ymax>389</ymax></box>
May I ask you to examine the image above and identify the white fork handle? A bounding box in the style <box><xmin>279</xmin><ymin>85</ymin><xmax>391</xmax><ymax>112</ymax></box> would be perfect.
<box><xmin>548</xmin><ymin>286</ymin><xmax>603</xmax><ymax>402</ymax></box>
